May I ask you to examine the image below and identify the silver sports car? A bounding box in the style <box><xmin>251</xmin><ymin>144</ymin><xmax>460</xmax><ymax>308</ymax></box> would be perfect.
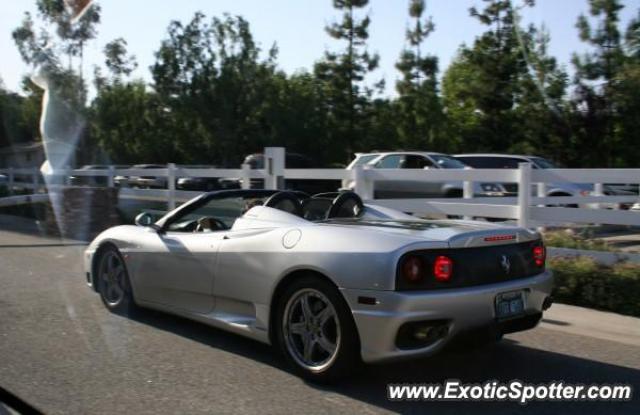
<box><xmin>84</xmin><ymin>190</ymin><xmax>553</xmax><ymax>381</ymax></box>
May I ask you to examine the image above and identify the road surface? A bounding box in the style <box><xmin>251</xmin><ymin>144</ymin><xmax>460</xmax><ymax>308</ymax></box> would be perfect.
<box><xmin>0</xmin><ymin>224</ymin><xmax>639</xmax><ymax>414</ymax></box>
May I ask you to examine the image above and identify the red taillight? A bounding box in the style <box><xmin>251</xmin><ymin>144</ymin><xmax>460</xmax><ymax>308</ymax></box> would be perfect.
<box><xmin>401</xmin><ymin>256</ymin><xmax>425</xmax><ymax>284</ymax></box>
<box><xmin>533</xmin><ymin>245</ymin><xmax>546</xmax><ymax>267</ymax></box>
<box><xmin>433</xmin><ymin>256</ymin><xmax>453</xmax><ymax>282</ymax></box>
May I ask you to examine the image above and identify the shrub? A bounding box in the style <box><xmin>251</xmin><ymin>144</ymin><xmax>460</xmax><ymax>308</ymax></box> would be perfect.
<box><xmin>544</xmin><ymin>229</ymin><xmax>611</xmax><ymax>252</ymax></box>
<box><xmin>549</xmin><ymin>257</ymin><xmax>640</xmax><ymax>317</ymax></box>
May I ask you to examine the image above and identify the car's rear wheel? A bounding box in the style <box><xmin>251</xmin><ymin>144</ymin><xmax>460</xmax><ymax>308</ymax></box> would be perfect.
<box><xmin>275</xmin><ymin>277</ymin><xmax>360</xmax><ymax>382</ymax></box>
<box><xmin>97</xmin><ymin>246</ymin><xmax>136</xmax><ymax>315</ymax></box>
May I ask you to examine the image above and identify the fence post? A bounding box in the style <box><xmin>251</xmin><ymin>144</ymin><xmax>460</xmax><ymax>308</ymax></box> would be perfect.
<box><xmin>8</xmin><ymin>167</ymin><xmax>14</xmax><ymax>195</ymax></box>
<box><xmin>241</xmin><ymin>163</ymin><xmax>251</xmax><ymax>190</ymax></box>
<box><xmin>462</xmin><ymin>167</ymin><xmax>473</xmax><ymax>220</ymax></box>
<box><xmin>264</xmin><ymin>147</ymin><xmax>285</xmax><ymax>190</ymax></box>
<box><xmin>32</xmin><ymin>166</ymin><xmax>39</xmax><ymax>193</ymax></box>
<box><xmin>107</xmin><ymin>165</ymin><xmax>115</xmax><ymax>188</ymax></box>
<box><xmin>167</xmin><ymin>163</ymin><xmax>176</xmax><ymax>211</ymax></box>
<box><xmin>536</xmin><ymin>182</ymin><xmax>547</xmax><ymax>206</ymax></box>
<box><xmin>593</xmin><ymin>182</ymin><xmax>603</xmax><ymax>210</ymax></box>
<box><xmin>353</xmin><ymin>165</ymin><xmax>374</xmax><ymax>200</ymax></box>
<box><xmin>517</xmin><ymin>163</ymin><xmax>532</xmax><ymax>228</ymax></box>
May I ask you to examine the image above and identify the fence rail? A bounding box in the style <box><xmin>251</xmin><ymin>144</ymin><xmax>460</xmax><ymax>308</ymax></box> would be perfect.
<box><xmin>1</xmin><ymin>147</ymin><xmax>639</xmax><ymax>227</ymax></box>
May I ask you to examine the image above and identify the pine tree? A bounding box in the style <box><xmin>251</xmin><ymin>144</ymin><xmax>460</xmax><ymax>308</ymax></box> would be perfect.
<box><xmin>572</xmin><ymin>0</ymin><xmax>627</xmax><ymax>166</ymax></box>
<box><xmin>314</xmin><ymin>0</ymin><xmax>380</xmax><ymax>161</ymax></box>
<box><xmin>395</xmin><ymin>0</ymin><xmax>443</xmax><ymax>151</ymax></box>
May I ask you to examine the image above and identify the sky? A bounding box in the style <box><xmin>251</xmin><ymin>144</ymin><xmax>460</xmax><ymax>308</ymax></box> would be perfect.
<box><xmin>0</xmin><ymin>0</ymin><xmax>638</xmax><ymax>97</ymax></box>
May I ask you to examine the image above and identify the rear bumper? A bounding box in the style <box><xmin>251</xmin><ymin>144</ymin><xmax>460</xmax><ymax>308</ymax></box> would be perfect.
<box><xmin>341</xmin><ymin>270</ymin><xmax>553</xmax><ymax>363</ymax></box>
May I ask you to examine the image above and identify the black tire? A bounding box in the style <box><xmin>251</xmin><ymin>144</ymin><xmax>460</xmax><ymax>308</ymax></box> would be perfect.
<box><xmin>274</xmin><ymin>276</ymin><xmax>360</xmax><ymax>383</ymax></box>
<box><xmin>96</xmin><ymin>245</ymin><xmax>136</xmax><ymax>316</ymax></box>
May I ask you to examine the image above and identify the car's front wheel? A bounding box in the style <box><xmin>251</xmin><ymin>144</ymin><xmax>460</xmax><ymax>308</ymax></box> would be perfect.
<box><xmin>275</xmin><ymin>276</ymin><xmax>360</xmax><ymax>382</ymax></box>
<box><xmin>96</xmin><ymin>246</ymin><xmax>136</xmax><ymax>315</ymax></box>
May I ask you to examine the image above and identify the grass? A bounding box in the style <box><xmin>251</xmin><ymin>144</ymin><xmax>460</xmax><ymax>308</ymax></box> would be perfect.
<box><xmin>543</xmin><ymin>229</ymin><xmax>612</xmax><ymax>252</ymax></box>
<box><xmin>549</xmin><ymin>256</ymin><xmax>640</xmax><ymax>317</ymax></box>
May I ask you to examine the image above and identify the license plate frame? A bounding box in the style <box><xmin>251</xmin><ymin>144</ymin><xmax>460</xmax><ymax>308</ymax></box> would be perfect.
<box><xmin>495</xmin><ymin>290</ymin><xmax>526</xmax><ymax>320</ymax></box>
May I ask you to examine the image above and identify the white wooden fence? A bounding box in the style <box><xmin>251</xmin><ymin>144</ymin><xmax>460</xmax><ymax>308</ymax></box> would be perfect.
<box><xmin>1</xmin><ymin>147</ymin><xmax>639</xmax><ymax>227</ymax></box>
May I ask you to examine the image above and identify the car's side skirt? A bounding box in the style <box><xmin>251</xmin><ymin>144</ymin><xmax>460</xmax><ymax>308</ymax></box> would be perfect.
<box><xmin>135</xmin><ymin>299</ymin><xmax>271</xmax><ymax>345</ymax></box>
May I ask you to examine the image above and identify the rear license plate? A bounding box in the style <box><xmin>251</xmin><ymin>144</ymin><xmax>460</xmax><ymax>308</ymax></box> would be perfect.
<box><xmin>495</xmin><ymin>291</ymin><xmax>525</xmax><ymax>319</ymax></box>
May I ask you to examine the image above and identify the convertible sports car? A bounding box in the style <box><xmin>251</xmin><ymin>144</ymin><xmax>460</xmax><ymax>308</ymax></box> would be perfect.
<box><xmin>84</xmin><ymin>190</ymin><xmax>553</xmax><ymax>381</ymax></box>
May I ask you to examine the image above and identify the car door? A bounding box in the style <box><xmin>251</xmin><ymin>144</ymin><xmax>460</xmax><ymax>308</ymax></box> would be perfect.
<box><xmin>132</xmin><ymin>196</ymin><xmax>247</xmax><ymax>314</ymax></box>
<box><xmin>373</xmin><ymin>155</ymin><xmax>405</xmax><ymax>198</ymax></box>
<box><xmin>374</xmin><ymin>154</ymin><xmax>439</xmax><ymax>198</ymax></box>
<box><xmin>133</xmin><ymin>231</ymin><xmax>222</xmax><ymax>314</ymax></box>
<box><xmin>404</xmin><ymin>155</ymin><xmax>442</xmax><ymax>197</ymax></box>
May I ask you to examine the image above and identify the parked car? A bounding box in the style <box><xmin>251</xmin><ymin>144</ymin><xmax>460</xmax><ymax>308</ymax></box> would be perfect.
<box><xmin>343</xmin><ymin>151</ymin><xmax>507</xmax><ymax>198</ymax></box>
<box><xmin>113</xmin><ymin>166</ymin><xmax>133</xmax><ymax>188</ymax></box>
<box><xmin>129</xmin><ymin>164</ymin><xmax>167</xmax><ymax>188</ymax></box>
<box><xmin>69</xmin><ymin>165</ymin><xmax>127</xmax><ymax>187</ymax></box>
<box><xmin>84</xmin><ymin>189</ymin><xmax>552</xmax><ymax>382</ymax></box>
<box><xmin>176</xmin><ymin>165</ymin><xmax>242</xmax><ymax>191</ymax></box>
<box><xmin>243</xmin><ymin>152</ymin><xmax>340</xmax><ymax>194</ymax></box>
<box><xmin>452</xmin><ymin>154</ymin><xmax>635</xmax><ymax>208</ymax></box>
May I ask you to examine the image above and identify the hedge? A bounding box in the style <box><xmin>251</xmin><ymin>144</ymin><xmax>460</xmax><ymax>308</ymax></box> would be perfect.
<box><xmin>549</xmin><ymin>256</ymin><xmax>640</xmax><ymax>317</ymax></box>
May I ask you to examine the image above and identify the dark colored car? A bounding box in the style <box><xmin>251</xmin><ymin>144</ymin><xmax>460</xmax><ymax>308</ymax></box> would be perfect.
<box><xmin>69</xmin><ymin>165</ymin><xmax>110</xmax><ymax>186</ymax></box>
<box><xmin>243</xmin><ymin>153</ymin><xmax>340</xmax><ymax>194</ymax></box>
<box><xmin>176</xmin><ymin>166</ymin><xmax>242</xmax><ymax>191</ymax></box>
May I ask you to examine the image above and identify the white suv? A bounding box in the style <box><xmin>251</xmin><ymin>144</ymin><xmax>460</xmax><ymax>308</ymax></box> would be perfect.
<box><xmin>343</xmin><ymin>151</ymin><xmax>506</xmax><ymax>198</ymax></box>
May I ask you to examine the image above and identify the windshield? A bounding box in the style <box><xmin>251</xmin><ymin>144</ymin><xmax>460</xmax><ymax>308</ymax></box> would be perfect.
<box><xmin>530</xmin><ymin>157</ymin><xmax>558</xmax><ymax>169</ymax></box>
<box><xmin>351</xmin><ymin>154</ymin><xmax>379</xmax><ymax>167</ymax></box>
<box><xmin>429</xmin><ymin>154</ymin><xmax>469</xmax><ymax>169</ymax></box>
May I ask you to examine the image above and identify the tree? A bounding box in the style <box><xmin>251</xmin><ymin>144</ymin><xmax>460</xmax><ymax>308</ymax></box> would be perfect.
<box><xmin>104</xmin><ymin>38</ymin><xmax>138</xmax><ymax>79</ymax></box>
<box><xmin>151</xmin><ymin>13</ymin><xmax>284</xmax><ymax>165</ymax></box>
<box><xmin>571</xmin><ymin>0</ymin><xmax>626</xmax><ymax>166</ymax></box>
<box><xmin>0</xmin><ymin>86</ymin><xmax>33</xmax><ymax>148</ymax></box>
<box><xmin>314</xmin><ymin>0</ymin><xmax>380</xmax><ymax>161</ymax></box>
<box><xmin>609</xmin><ymin>9</ymin><xmax>640</xmax><ymax>166</ymax></box>
<box><xmin>395</xmin><ymin>0</ymin><xmax>443</xmax><ymax>151</ymax></box>
<box><xmin>13</xmin><ymin>0</ymin><xmax>100</xmax><ymax>76</ymax></box>
<box><xmin>11</xmin><ymin>0</ymin><xmax>100</xmax><ymax>155</ymax></box>
<box><xmin>442</xmin><ymin>0</ymin><xmax>539</xmax><ymax>154</ymax></box>
<box><xmin>512</xmin><ymin>23</ymin><xmax>573</xmax><ymax>163</ymax></box>
<box><xmin>91</xmin><ymin>81</ymin><xmax>174</xmax><ymax>163</ymax></box>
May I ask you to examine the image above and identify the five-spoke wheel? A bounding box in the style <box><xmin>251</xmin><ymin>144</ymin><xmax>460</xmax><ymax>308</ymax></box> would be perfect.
<box><xmin>275</xmin><ymin>276</ymin><xmax>359</xmax><ymax>382</ymax></box>
<box><xmin>283</xmin><ymin>289</ymin><xmax>340</xmax><ymax>372</ymax></box>
<box><xmin>97</xmin><ymin>246</ymin><xmax>135</xmax><ymax>314</ymax></box>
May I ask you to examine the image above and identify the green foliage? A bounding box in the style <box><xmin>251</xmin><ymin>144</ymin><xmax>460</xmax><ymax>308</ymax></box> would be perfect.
<box><xmin>543</xmin><ymin>230</ymin><xmax>612</xmax><ymax>251</ymax></box>
<box><xmin>90</xmin><ymin>81</ymin><xmax>174</xmax><ymax>164</ymax></box>
<box><xmin>442</xmin><ymin>0</ymin><xmax>536</xmax><ymax>153</ymax></box>
<box><xmin>314</xmin><ymin>0</ymin><xmax>380</xmax><ymax>161</ymax></box>
<box><xmin>103</xmin><ymin>38</ymin><xmax>137</xmax><ymax>79</ymax></box>
<box><xmin>3</xmin><ymin>0</ymin><xmax>640</xmax><ymax>170</ymax></box>
<box><xmin>395</xmin><ymin>0</ymin><xmax>444</xmax><ymax>151</ymax></box>
<box><xmin>0</xmin><ymin>85</ymin><xmax>35</xmax><ymax>147</ymax></box>
<box><xmin>550</xmin><ymin>257</ymin><xmax>640</xmax><ymax>317</ymax></box>
<box><xmin>571</xmin><ymin>0</ymin><xmax>640</xmax><ymax>167</ymax></box>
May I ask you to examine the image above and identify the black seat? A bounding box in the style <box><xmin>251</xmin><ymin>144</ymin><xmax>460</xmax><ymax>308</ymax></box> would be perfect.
<box><xmin>301</xmin><ymin>191</ymin><xmax>364</xmax><ymax>221</ymax></box>
<box><xmin>327</xmin><ymin>192</ymin><xmax>364</xmax><ymax>219</ymax></box>
<box><xmin>263</xmin><ymin>192</ymin><xmax>304</xmax><ymax>217</ymax></box>
<box><xmin>301</xmin><ymin>198</ymin><xmax>333</xmax><ymax>221</ymax></box>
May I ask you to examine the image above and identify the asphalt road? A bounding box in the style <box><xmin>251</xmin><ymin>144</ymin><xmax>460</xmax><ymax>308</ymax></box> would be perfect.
<box><xmin>0</xmin><ymin>226</ymin><xmax>639</xmax><ymax>414</ymax></box>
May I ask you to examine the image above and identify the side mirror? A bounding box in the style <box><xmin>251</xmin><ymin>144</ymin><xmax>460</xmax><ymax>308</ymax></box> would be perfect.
<box><xmin>135</xmin><ymin>212</ymin><xmax>154</xmax><ymax>227</ymax></box>
<box><xmin>423</xmin><ymin>166</ymin><xmax>431</xmax><ymax>170</ymax></box>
